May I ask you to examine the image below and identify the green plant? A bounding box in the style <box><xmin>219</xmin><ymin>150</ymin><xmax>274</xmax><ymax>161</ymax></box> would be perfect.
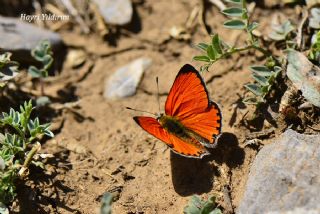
<box><xmin>0</xmin><ymin>53</ymin><xmax>19</xmax><ymax>87</ymax></box>
<box><xmin>28</xmin><ymin>40</ymin><xmax>53</xmax><ymax>78</ymax></box>
<box><xmin>0</xmin><ymin>100</ymin><xmax>54</xmax><ymax>205</ymax></box>
<box><xmin>28</xmin><ymin>40</ymin><xmax>54</xmax><ymax>97</ymax></box>
<box><xmin>194</xmin><ymin>0</ymin><xmax>270</xmax><ymax>72</ymax></box>
<box><xmin>243</xmin><ymin>64</ymin><xmax>282</xmax><ymax>104</ymax></box>
<box><xmin>184</xmin><ymin>195</ymin><xmax>222</xmax><ymax>214</ymax></box>
<box><xmin>309</xmin><ymin>31</ymin><xmax>320</xmax><ymax>63</ymax></box>
<box><xmin>193</xmin><ymin>0</ymin><xmax>289</xmax><ymax>106</ymax></box>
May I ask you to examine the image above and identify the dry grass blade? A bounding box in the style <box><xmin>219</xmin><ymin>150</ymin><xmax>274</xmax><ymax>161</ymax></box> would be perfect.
<box><xmin>296</xmin><ymin>10</ymin><xmax>309</xmax><ymax>50</ymax></box>
<box><xmin>90</xmin><ymin>2</ymin><xmax>109</xmax><ymax>38</ymax></box>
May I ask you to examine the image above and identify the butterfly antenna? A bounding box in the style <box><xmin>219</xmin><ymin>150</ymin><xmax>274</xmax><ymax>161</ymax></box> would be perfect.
<box><xmin>126</xmin><ymin>107</ymin><xmax>157</xmax><ymax>116</ymax></box>
<box><xmin>156</xmin><ymin>77</ymin><xmax>161</xmax><ymax>113</ymax></box>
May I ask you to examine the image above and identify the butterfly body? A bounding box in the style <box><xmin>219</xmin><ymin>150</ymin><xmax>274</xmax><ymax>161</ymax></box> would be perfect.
<box><xmin>133</xmin><ymin>64</ymin><xmax>222</xmax><ymax>158</ymax></box>
<box><xmin>158</xmin><ymin>115</ymin><xmax>186</xmax><ymax>137</ymax></box>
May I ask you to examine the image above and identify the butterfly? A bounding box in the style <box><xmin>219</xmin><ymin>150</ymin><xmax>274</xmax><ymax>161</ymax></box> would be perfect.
<box><xmin>132</xmin><ymin>64</ymin><xmax>222</xmax><ymax>158</ymax></box>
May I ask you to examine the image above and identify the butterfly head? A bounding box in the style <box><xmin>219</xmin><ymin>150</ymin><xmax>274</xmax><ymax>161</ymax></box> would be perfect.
<box><xmin>156</xmin><ymin>112</ymin><xmax>164</xmax><ymax>120</ymax></box>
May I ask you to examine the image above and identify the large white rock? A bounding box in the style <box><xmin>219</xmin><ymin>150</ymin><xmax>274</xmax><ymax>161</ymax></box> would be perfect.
<box><xmin>0</xmin><ymin>16</ymin><xmax>63</xmax><ymax>62</ymax></box>
<box><xmin>238</xmin><ymin>129</ymin><xmax>320</xmax><ymax>214</ymax></box>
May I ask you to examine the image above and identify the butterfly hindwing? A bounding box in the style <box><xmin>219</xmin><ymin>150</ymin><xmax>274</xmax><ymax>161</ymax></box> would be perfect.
<box><xmin>181</xmin><ymin>101</ymin><xmax>221</xmax><ymax>147</ymax></box>
<box><xmin>165</xmin><ymin>64</ymin><xmax>222</xmax><ymax>146</ymax></box>
<box><xmin>133</xmin><ymin>116</ymin><xmax>209</xmax><ymax>158</ymax></box>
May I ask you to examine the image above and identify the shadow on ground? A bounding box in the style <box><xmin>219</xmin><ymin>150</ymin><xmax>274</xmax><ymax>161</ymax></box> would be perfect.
<box><xmin>13</xmin><ymin>150</ymin><xmax>80</xmax><ymax>214</ymax></box>
<box><xmin>170</xmin><ymin>132</ymin><xmax>245</xmax><ymax>196</ymax></box>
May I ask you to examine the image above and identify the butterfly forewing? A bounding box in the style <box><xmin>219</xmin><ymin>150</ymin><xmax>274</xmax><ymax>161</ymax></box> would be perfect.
<box><xmin>165</xmin><ymin>64</ymin><xmax>209</xmax><ymax>117</ymax></box>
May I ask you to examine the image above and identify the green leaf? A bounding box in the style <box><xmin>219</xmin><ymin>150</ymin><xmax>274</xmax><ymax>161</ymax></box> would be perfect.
<box><xmin>193</xmin><ymin>56</ymin><xmax>211</xmax><ymax>62</ymax></box>
<box><xmin>207</xmin><ymin>45</ymin><xmax>216</xmax><ymax>60</ymax></box>
<box><xmin>261</xmin><ymin>85</ymin><xmax>272</xmax><ymax>95</ymax></box>
<box><xmin>243</xmin><ymin>96</ymin><xmax>259</xmax><ymax>105</ymax></box>
<box><xmin>184</xmin><ymin>195</ymin><xmax>203</xmax><ymax>214</ymax></box>
<box><xmin>0</xmin><ymin>52</ymin><xmax>19</xmax><ymax>82</ymax></box>
<box><xmin>42</xmin><ymin>55</ymin><xmax>53</xmax><ymax>71</ymax></box>
<box><xmin>201</xmin><ymin>202</ymin><xmax>215</xmax><ymax>213</ymax></box>
<box><xmin>273</xmin><ymin>66</ymin><xmax>282</xmax><ymax>74</ymax></box>
<box><xmin>211</xmin><ymin>35</ymin><xmax>222</xmax><ymax>55</ymax></box>
<box><xmin>184</xmin><ymin>195</ymin><xmax>221</xmax><ymax>214</ymax></box>
<box><xmin>252</xmin><ymin>74</ymin><xmax>268</xmax><ymax>86</ymax></box>
<box><xmin>44</xmin><ymin>130</ymin><xmax>54</xmax><ymax>138</ymax></box>
<box><xmin>197</xmin><ymin>43</ymin><xmax>209</xmax><ymax>52</ymax></box>
<box><xmin>100</xmin><ymin>192</ymin><xmax>113</xmax><ymax>214</ymax></box>
<box><xmin>209</xmin><ymin>209</ymin><xmax>223</xmax><ymax>214</ymax></box>
<box><xmin>250</xmin><ymin>66</ymin><xmax>272</xmax><ymax>77</ymax></box>
<box><xmin>222</xmin><ymin>7</ymin><xmax>243</xmax><ymax>17</ymax></box>
<box><xmin>223</xmin><ymin>20</ymin><xmax>246</xmax><ymax>30</ymax></box>
<box><xmin>225</xmin><ymin>0</ymin><xmax>241</xmax><ymax>4</ymax></box>
<box><xmin>244</xmin><ymin>84</ymin><xmax>263</xmax><ymax>96</ymax></box>
<box><xmin>248</xmin><ymin>22</ymin><xmax>259</xmax><ymax>32</ymax></box>
<box><xmin>28</xmin><ymin>66</ymin><xmax>42</xmax><ymax>78</ymax></box>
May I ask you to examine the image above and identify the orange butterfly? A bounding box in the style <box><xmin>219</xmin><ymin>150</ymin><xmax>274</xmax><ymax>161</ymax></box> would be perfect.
<box><xmin>133</xmin><ymin>64</ymin><xmax>222</xmax><ymax>158</ymax></box>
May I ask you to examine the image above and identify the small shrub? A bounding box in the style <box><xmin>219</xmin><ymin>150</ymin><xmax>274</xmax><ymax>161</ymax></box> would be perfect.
<box><xmin>0</xmin><ymin>100</ymin><xmax>54</xmax><ymax>205</ymax></box>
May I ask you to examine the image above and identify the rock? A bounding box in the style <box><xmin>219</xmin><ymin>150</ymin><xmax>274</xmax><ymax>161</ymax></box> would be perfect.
<box><xmin>65</xmin><ymin>49</ymin><xmax>86</xmax><ymax>68</ymax></box>
<box><xmin>0</xmin><ymin>16</ymin><xmax>63</xmax><ymax>63</ymax></box>
<box><xmin>309</xmin><ymin>8</ymin><xmax>320</xmax><ymax>29</ymax></box>
<box><xmin>237</xmin><ymin>129</ymin><xmax>320</xmax><ymax>214</ymax></box>
<box><xmin>93</xmin><ymin>0</ymin><xmax>133</xmax><ymax>25</ymax></box>
<box><xmin>286</xmin><ymin>50</ymin><xmax>320</xmax><ymax>107</ymax></box>
<box><xmin>104</xmin><ymin>57</ymin><xmax>152</xmax><ymax>99</ymax></box>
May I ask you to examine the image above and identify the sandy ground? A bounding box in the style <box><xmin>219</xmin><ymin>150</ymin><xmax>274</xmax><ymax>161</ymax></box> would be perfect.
<box><xmin>7</xmin><ymin>1</ymin><xmax>305</xmax><ymax>213</ymax></box>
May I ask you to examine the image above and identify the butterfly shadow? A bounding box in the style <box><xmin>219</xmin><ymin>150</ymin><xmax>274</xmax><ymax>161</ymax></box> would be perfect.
<box><xmin>170</xmin><ymin>152</ymin><xmax>218</xmax><ymax>196</ymax></box>
<box><xmin>170</xmin><ymin>132</ymin><xmax>245</xmax><ymax>196</ymax></box>
<box><xmin>206</xmin><ymin>132</ymin><xmax>245</xmax><ymax>169</ymax></box>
